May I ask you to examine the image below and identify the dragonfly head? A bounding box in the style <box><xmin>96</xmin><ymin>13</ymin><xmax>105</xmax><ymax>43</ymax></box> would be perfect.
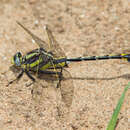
<box><xmin>11</xmin><ymin>52</ymin><xmax>23</xmax><ymax>67</ymax></box>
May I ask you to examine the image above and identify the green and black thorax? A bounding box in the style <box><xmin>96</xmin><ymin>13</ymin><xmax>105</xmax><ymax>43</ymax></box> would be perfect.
<box><xmin>11</xmin><ymin>48</ymin><xmax>68</xmax><ymax>72</ymax></box>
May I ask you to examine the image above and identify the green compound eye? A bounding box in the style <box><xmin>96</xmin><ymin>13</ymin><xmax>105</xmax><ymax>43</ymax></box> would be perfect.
<box><xmin>12</xmin><ymin>52</ymin><xmax>22</xmax><ymax>66</ymax></box>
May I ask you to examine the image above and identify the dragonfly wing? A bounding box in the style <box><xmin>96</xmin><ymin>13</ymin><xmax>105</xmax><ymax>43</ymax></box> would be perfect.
<box><xmin>60</xmin><ymin>68</ymin><xmax>74</xmax><ymax>108</ymax></box>
<box><xmin>17</xmin><ymin>21</ymin><xmax>48</xmax><ymax>51</ymax></box>
<box><xmin>32</xmin><ymin>71</ymin><xmax>59</xmax><ymax>103</ymax></box>
<box><xmin>32</xmin><ymin>69</ymin><xmax>74</xmax><ymax>108</ymax></box>
<box><xmin>45</xmin><ymin>25</ymin><xmax>66</xmax><ymax>58</ymax></box>
<box><xmin>32</xmin><ymin>81</ymin><xmax>44</xmax><ymax>103</ymax></box>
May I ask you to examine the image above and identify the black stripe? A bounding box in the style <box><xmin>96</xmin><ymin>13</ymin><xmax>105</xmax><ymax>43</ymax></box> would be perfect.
<box><xmin>23</xmin><ymin>53</ymin><xmax>40</xmax><ymax>65</ymax></box>
<box><xmin>66</xmin><ymin>55</ymin><xmax>122</xmax><ymax>62</ymax></box>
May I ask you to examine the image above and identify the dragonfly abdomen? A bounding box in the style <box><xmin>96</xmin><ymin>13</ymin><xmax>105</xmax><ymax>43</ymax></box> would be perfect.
<box><xmin>66</xmin><ymin>54</ymin><xmax>130</xmax><ymax>62</ymax></box>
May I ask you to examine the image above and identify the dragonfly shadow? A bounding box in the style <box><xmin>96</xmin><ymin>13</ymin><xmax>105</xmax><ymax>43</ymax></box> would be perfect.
<box><xmin>62</xmin><ymin>73</ymin><xmax>130</xmax><ymax>81</ymax></box>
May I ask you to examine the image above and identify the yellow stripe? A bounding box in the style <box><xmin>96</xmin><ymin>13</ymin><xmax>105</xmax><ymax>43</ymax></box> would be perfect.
<box><xmin>121</xmin><ymin>53</ymin><xmax>128</xmax><ymax>61</ymax></box>
<box><xmin>121</xmin><ymin>53</ymin><xmax>127</xmax><ymax>56</ymax></box>
<box><xmin>40</xmin><ymin>62</ymin><xmax>52</xmax><ymax>70</ymax></box>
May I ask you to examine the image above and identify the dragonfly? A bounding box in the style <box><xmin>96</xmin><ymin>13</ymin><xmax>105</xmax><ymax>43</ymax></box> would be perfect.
<box><xmin>8</xmin><ymin>22</ymin><xmax>130</xmax><ymax>107</ymax></box>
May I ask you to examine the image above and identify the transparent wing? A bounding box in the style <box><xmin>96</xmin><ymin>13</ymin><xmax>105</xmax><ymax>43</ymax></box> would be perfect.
<box><xmin>45</xmin><ymin>25</ymin><xmax>66</xmax><ymax>58</ymax></box>
<box><xmin>32</xmin><ymin>69</ymin><xmax>74</xmax><ymax>108</ymax></box>
<box><xmin>32</xmin><ymin>71</ymin><xmax>60</xmax><ymax>104</ymax></box>
<box><xmin>45</xmin><ymin>26</ymin><xmax>73</xmax><ymax>107</ymax></box>
<box><xmin>60</xmin><ymin>68</ymin><xmax>74</xmax><ymax>108</ymax></box>
<box><xmin>17</xmin><ymin>21</ymin><xmax>48</xmax><ymax>51</ymax></box>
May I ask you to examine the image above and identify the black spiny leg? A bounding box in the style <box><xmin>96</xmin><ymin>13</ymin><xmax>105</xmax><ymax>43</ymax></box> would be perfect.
<box><xmin>25</xmin><ymin>70</ymin><xmax>35</xmax><ymax>82</ymax></box>
<box><xmin>7</xmin><ymin>70</ymin><xmax>24</xmax><ymax>86</ymax></box>
<box><xmin>25</xmin><ymin>70</ymin><xmax>35</xmax><ymax>87</ymax></box>
<box><xmin>56</xmin><ymin>68</ymin><xmax>63</xmax><ymax>88</ymax></box>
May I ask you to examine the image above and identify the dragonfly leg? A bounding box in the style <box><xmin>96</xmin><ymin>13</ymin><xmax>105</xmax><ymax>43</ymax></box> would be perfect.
<box><xmin>25</xmin><ymin>70</ymin><xmax>35</xmax><ymax>82</ymax></box>
<box><xmin>56</xmin><ymin>68</ymin><xmax>63</xmax><ymax>88</ymax></box>
<box><xmin>7</xmin><ymin>70</ymin><xmax>24</xmax><ymax>86</ymax></box>
<box><xmin>25</xmin><ymin>70</ymin><xmax>36</xmax><ymax>87</ymax></box>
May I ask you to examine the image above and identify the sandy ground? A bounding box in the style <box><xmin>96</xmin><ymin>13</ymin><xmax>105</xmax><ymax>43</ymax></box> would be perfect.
<box><xmin>0</xmin><ymin>0</ymin><xmax>130</xmax><ymax>129</ymax></box>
